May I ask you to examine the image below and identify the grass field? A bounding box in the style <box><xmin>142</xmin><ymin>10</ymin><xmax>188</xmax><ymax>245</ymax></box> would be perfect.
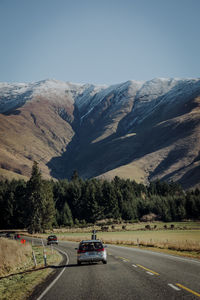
<box><xmin>48</xmin><ymin>221</ymin><xmax>200</xmax><ymax>259</ymax></box>
<box><xmin>0</xmin><ymin>238</ymin><xmax>62</xmax><ymax>300</ymax></box>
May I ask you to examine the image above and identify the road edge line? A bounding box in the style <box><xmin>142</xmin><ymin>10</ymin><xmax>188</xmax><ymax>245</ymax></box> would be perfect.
<box><xmin>36</xmin><ymin>247</ymin><xmax>69</xmax><ymax>300</ymax></box>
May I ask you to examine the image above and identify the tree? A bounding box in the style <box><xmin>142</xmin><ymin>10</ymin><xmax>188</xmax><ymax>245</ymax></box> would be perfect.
<box><xmin>57</xmin><ymin>202</ymin><xmax>73</xmax><ymax>227</ymax></box>
<box><xmin>81</xmin><ymin>180</ymin><xmax>100</xmax><ymax>223</ymax></box>
<box><xmin>41</xmin><ymin>181</ymin><xmax>56</xmax><ymax>230</ymax></box>
<box><xmin>101</xmin><ymin>180</ymin><xmax>120</xmax><ymax>219</ymax></box>
<box><xmin>26</xmin><ymin>162</ymin><xmax>55</xmax><ymax>233</ymax></box>
<box><xmin>71</xmin><ymin>170</ymin><xmax>79</xmax><ymax>181</ymax></box>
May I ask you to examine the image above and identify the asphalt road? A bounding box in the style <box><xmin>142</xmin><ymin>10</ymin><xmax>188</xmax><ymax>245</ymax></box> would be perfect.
<box><xmin>32</xmin><ymin>240</ymin><xmax>200</xmax><ymax>300</ymax></box>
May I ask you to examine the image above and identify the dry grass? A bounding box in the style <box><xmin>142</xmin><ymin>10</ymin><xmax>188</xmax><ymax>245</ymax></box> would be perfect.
<box><xmin>51</xmin><ymin>221</ymin><xmax>200</xmax><ymax>233</ymax></box>
<box><xmin>43</xmin><ymin>224</ymin><xmax>200</xmax><ymax>259</ymax></box>
<box><xmin>0</xmin><ymin>238</ymin><xmax>32</xmax><ymax>277</ymax></box>
<box><xmin>0</xmin><ymin>168</ymin><xmax>28</xmax><ymax>181</ymax></box>
<box><xmin>0</xmin><ymin>238</ymin><xmax>62</xmax><ymax>300</ymax></box>
<box><xmin>21</xmin><ymin>221</ymin><xmax>200</xmax><ymax>259</ymax></box>
<box><xmin>51</xmin><ymin>231</ymin><xmax>200</xmax><ymax>252</ymax></box>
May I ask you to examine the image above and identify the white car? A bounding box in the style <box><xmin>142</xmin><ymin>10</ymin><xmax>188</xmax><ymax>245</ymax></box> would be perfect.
<box><xmin>76</xmin><ymin>239</ymin><xmax>107</xmax><ymax>265</ymax></box>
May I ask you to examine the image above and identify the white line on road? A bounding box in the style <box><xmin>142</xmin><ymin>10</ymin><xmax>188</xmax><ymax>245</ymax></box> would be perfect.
<box><xmin>146</xmin><ymin>271</ymin><xmax>154</xmax><ymax>276</ymax></box>
<box><xmin>36</xmin><ymin>247</ymin><xmax>69</xmax><ymax>300</ymax></box>
<box><xmin>132</xmin><ymin>264</ymin><xmax>137</xmax><ymax>268</ymax></box>
<box><xmin>168</xmin><ymin>284</ymin><xmax>181</xmax><ymax>291</ymax></box>
<box><xmin>110</xmin><ymin>245</ymin><xmax>200</xmax><ymax>265</ymax></box>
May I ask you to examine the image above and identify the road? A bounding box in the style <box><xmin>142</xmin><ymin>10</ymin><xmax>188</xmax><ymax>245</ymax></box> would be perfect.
<box><xmin>31</xmin><ymin>240</ymin><xmax>200</xmax><ymax>300</ymax></box>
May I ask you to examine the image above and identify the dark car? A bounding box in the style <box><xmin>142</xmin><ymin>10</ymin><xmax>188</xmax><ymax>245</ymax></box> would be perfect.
<box><xmin>47</xmin><ymin>235</ymin><xmax>58</xmax><ymax>245</ymax></box>
<box><xmin>6</xmin><ymin>233</ymin><xmax>12</xmax><ymax>238</ymax></box>
<box><xmin>14</xmin><ymin>233</ymin><xmax>20</xmax><ymax>239</ymax></box>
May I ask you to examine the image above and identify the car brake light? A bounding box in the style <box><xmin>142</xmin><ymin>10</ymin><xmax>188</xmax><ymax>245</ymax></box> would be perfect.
<box><xmin>96</xmin><ymin>248</ymin><xmax>104</xmax><ymax>252</ymax></box>
<box><xmin>78</xmin><ymin>249</ymin><xmax>86</xmax><ymax>254</ymax></box>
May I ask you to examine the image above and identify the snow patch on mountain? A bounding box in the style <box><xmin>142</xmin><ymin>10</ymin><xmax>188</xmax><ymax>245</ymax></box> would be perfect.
<box><xmin>124</xmin><ymin>78</ymin><xmax>200</xmax><ymax>130</ymax></box>
<box><xmin>76</xmin><ymin>80</ymin><xmax>144</xmax><ymax>121</ymax></box>
<box><xmin>0</xmin><ymin>78</ymin><xmax>200</xmax><ymax>123</ymax></box>
<box><xmin>0</xmin><ymin>79</ymin><xmax>81</xmax><ymax>113</ymax></box>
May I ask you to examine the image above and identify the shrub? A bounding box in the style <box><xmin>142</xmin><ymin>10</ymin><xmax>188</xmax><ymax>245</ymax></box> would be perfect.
<box><xmin>145</xmin><ymin>225</ymin><xmax>151</xmax><ymax>230</ymax></box>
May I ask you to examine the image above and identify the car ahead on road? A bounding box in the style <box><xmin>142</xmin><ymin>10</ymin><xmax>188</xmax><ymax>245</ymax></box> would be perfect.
<box><xmin>47</xmin><ymin>235</ymin><xmax>58</xmax><ymax>245</ymax></box>
<box><xmin>5</xmin><ymin>232</ymin><xmax>12</xmax><ymax>238</ymax></box>
<box><xmin>14</xmin><ymin>233</ymin><xmax>20</xmax><ymax>239</ymax></box>
<box><xmin>76</xmin><ymin>239</ymin><xmax>107</xmax><ymax>265</ymax></box>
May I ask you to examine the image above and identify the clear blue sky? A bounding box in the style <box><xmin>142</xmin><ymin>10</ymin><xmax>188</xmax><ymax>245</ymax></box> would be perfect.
<box><xmin>0</xmin><ymin>0</ymin><xmax>199</xmax><ymax>85</ymax></box>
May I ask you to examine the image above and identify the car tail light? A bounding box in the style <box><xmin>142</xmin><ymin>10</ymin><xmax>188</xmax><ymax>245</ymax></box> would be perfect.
<box><xmin>96</xmin><ymin>248</ymin><xmax>104</xmax><ymax>252</ymax></box>
<box><xmin>78</xmin><ymin>249</ymin><xmax>86</xmax><ymax>254</ymax></box>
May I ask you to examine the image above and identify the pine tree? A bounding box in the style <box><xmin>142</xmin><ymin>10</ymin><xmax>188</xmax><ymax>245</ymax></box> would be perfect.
<box><xmin>26</xmin><ymin>162</ymin><xmax>55</xmax><ymax>233</ymax></box>
<box><xmin>58</xmin><ymin>202</ymin><xmax>73</xmax><ymax>227</ymax></box>
<box><xmin>82</xmin><ymin>180</ymin><xmax>100</xmax><ymax>223</ymax></box>
<box><xmin>41</xmin><ymin>181</ymin><xmax>56</xmax><ymax>231</ymax></box>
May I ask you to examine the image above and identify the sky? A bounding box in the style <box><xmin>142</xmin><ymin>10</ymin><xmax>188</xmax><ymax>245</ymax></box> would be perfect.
<box><xmin>0</xmin><ymin>0</ymin><xmax>200</xmax><ymax>85</ymax></box>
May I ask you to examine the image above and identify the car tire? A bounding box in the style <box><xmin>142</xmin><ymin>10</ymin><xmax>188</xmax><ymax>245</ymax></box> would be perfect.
<box><xmin>102</xmin><ymin>260</ymin><xmax>107</xmax><ymax>264</ymax></box>
<box><xmin>77</xmin><ymin>261</ymin><xmax>81</xmax><ymax>265</ymax></box>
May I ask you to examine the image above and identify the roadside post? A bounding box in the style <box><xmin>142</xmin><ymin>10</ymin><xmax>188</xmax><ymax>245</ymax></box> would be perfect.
<box><xmin>92</xmin><ymin>229</ymin><xmax>97</xmax><ymax>240</ymax></box>
<box><xmin>31</xmin><ymin>239</ymin><xmax>37</xmax><ymax>267</ymax></box>
<box><xmin>32</xmin><ymin>250</ymin><xmax>37</xmax><ymax>267</ymax></box>
<box><xmin>43</xmin><ymin>248</ymin><xmax>47</xmax><ymax>266</ymax></box>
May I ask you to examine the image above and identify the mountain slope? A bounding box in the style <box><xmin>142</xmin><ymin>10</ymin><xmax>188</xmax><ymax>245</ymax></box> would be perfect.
<box><xmin>0</xmin><ymin>78</ymin><xmax>200</xmax><ymax>189</ymax></box>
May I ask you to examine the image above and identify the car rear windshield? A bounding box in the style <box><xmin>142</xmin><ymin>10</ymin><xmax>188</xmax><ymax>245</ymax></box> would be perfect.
<box><xmin>48</xmin><ymin>236</ymin><xmax>57</xmax><ymax>240</ymax></box>
<box><xmin>79</xmin><ymin>242</ymin><xmax>103</xmax><ymax>251</ymax></box>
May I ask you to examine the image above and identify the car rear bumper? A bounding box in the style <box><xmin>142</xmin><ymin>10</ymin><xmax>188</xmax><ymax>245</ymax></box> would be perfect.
<box><xmin>47</xmin><ymin>241</ymin><xmax>58</xmax><ymax>245</ymax></box>
<box><xmin>78</xmin><ymin>252</ymin><xmax>107</xmax><ymax>263</ymax></box>
<box><xmin>78</xmin><ymin>257</ymin><xmax>104</xmax><ymax>262</ymax></box>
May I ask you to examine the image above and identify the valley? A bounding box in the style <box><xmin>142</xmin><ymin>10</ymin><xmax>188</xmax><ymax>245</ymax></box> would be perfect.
<box><xmin>0</xmin><ymin>78</ymin><xmax>200</xmax><ymax>188</ymax></box>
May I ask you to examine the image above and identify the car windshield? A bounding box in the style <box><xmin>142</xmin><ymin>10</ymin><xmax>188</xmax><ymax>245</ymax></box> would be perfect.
<box><xmin>79</xmin><ymin>242</ymin><xmax>103</xmax><ymax>251</ymax></box>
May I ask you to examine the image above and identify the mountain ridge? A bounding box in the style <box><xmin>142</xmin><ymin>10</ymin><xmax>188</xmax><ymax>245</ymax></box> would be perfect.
<box><xmin>0</xmin><ymin>78</ymin><xmax>200</xmax><ymax>189</ymax></box>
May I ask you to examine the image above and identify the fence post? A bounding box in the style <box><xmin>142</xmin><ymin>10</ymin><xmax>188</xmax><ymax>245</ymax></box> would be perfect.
<box><xmin>32</xmin><ymin>250</ymin><xmax>37</xmax><ymax>267</ymax></box>
<box><xmin>43</xmin><ymin>248</ymin><xmax>47</xmax><ymax>266</ymax></box>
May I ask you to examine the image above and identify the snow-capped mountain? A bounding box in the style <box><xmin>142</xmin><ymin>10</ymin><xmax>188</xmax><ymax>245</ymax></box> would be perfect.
<box><xmin>0</xmin><ymin>78</ymin><xmax>200</xmax><ymax>189</ymax></box>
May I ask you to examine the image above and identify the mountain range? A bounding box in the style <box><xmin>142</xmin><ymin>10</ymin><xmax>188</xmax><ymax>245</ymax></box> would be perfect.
<box><xmin>0</xmin><ymin>78</ymin><xmax>200</xmax><ymax>189</ymax></box>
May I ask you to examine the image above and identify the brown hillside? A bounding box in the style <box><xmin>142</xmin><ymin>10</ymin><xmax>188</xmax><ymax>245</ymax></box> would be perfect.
<box><xmin>0</xmin><ymin>79</ymin><xmax>200</xmax><ymax>189</ymax></box>
<box><xmin>0</xmin><ymin>97</ymin><xmax>74</xmax><ymax>179</ymax></box>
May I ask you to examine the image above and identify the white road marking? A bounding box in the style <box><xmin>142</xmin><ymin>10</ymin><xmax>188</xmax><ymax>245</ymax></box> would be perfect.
<box><xmin>110</xmin><ymin>245</ymin><xmax>200</xmax><ymax>266</ymax></box>
<box><xmin>168</xmin><ymin>284</ymin><xmax>181</xmax><ymax>291</ymax></box>
<box><xmin>132</xmin><ymin>264</ymin><xmax>137</xmax><ymax>268</ymax></box>
<box><xmin>146</xmin><ymin>271</ymin><xmax>154</xmax><ymax>276</ymax></box>
<box><xmin>36</xmin><ymin>247</ymin><xmax>69</xmax><ymax>300</ymax></box>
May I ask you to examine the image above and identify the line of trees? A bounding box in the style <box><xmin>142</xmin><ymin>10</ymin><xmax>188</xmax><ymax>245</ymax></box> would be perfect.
<box><xmin>0</xmin><ymin>162</ymin><xmax>199</xmax><ymax>232</ymax></box>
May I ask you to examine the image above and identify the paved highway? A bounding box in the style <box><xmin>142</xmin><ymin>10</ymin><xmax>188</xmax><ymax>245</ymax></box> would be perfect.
<box><xmin>32</xmin><ymin>240</ymin><xmax>200</xmax><ymax>300</ymax></box>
